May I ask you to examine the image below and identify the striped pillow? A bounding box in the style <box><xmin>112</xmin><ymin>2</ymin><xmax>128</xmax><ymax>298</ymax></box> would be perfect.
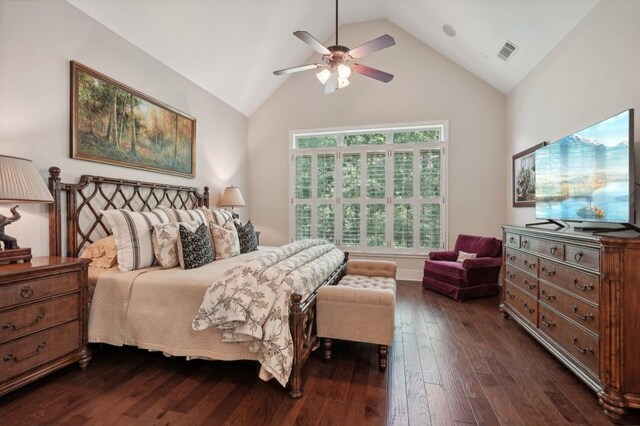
<box><xmin>210</xmin><ymin>208</ymin><xmax>233</xmax><ymax>225</ymax></box>
<box><xmin>101</xmin><ymin>209</ymin><xmax>169</xmax><ymax>272</ymax></box>
<box><xmin>157</xmin><ymin>206</ymin><xmax>207</xmax><ymax>224</ymax></box>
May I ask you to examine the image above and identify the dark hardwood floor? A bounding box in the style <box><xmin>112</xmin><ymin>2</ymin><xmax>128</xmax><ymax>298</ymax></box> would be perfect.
<box><xmin>1</xmin><ymin>282</ymin><xmax>636</xmax><ymax>425</ymax></box>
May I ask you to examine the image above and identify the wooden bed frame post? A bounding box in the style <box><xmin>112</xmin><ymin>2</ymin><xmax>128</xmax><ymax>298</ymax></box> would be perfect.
<box><xmin>289</xmin><ymin>292</ymin><xmax>305</xmax><ymax>398</ymax></box>
<box><xmin>48</xmin><ymin>167</ymin><xmax>62</xmax><ymax>257</ymax></box>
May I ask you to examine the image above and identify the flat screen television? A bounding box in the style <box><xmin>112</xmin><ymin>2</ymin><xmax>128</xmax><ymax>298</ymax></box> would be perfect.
<box><xmin>535</xmin><ymin>109</ymin><xmax>635</xmax><ymax>224</ymax></box>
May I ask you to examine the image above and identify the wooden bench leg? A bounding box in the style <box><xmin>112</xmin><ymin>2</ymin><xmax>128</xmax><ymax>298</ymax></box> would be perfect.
<box><xmin>378</xmin><ymin>345</ymin><xmax>388</xmax><ymax>371</ymax></box>
<box><xmin>323</xmin><ymin>338</ymin><xmax>332</xmax><ymax>363</ymax></box>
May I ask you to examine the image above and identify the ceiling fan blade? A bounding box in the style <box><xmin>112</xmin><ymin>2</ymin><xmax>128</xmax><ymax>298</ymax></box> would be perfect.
<box><xmin>293</xmin><ymin>31</ymin><xmax>331</xmax><ymax>55</ymax></box>
<box><xmin>352</xmin><ymin>64</ymin><xmax>394</xmax><ymax>83</ymax></box>
<box><xmin>324</xmin><ymin>72</ymin><xmax>338</xmax><ymax>94</ymax></box>
<box><xmin>348</xmin><ymin>34</ymin><xmax>395</xmax><ymax>59</ymax></box>
<box><xmin>273</xmin><ymin>63</ymin><xmax>324</xmax><ymax>76</ymax></box>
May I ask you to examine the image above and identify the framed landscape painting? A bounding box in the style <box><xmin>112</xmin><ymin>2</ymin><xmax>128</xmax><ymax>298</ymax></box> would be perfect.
<box><xmin>71</xmin><ymin>61</ymin><xmax>196</xmax><ymax>178</ymax></box>
<box><xmin>512</xmin><ymin>141</ymin><xmax>546</xmax><ymax>207</ymax></box>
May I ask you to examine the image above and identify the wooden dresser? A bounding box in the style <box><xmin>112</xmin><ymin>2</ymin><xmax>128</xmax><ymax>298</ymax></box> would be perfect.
<box><xmin>501</xmin><ymin>225</ymin><xmax>640</xmax><ymax>422</ymax></box>
<box><xmin>0</xmin><ymin>257</ymin><xmax>91</xmax><ymax>396</ymax></box>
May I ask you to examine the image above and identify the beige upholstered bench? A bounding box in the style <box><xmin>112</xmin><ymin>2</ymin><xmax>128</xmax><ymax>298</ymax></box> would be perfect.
<box><xmin>316</xmin><ymin>260</ymin><xmax>397</xmax><ymax>371</ymax></box>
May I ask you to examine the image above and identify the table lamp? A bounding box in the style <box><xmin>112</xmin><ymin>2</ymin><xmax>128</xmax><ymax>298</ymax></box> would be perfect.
<box><xmin>0</xmin><ymin>155</ymin><xmax>54</xmax><ymax>263</ymax></box>
<box><xmin>219</xmin><ymin>186</ymin><xmax>246</xmax><ymax>219</ymax></box>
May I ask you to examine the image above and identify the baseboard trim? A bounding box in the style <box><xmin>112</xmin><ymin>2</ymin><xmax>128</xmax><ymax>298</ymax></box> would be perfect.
<box><xmin>397</xmin><ymin>268</ymin><xmax>423</xmax><ymax>282</ymax></box>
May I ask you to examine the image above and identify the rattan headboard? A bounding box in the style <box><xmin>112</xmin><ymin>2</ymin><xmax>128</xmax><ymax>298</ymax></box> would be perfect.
<box><xmin>48</xmin><ymin>167</ymin><xmax>209</xmax><ymax>257</ymax></box>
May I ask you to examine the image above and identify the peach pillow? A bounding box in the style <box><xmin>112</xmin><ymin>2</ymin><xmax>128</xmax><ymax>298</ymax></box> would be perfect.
<box><xmin>80</xmin><ymin>235</ymin><xmax>118</xmax><ymax>268</ymax></box>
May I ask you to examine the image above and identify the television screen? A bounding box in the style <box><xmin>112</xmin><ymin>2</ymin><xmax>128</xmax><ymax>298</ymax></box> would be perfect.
<box><xmin>535</xmin><ymin>109</ymin><xmax>634</xmax><ymax>223</ymax></box>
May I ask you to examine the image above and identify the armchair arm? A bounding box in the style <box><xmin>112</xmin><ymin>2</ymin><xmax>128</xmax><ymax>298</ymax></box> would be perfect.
<box><xmin>429</xmin><ymin>250</ymin><xmax>458</xmax><ymax>261</ymax></box>
<box><xmin>462</xmin><ymin>257</ymin><xmax>502</xmax><ymax>270</ymax></box>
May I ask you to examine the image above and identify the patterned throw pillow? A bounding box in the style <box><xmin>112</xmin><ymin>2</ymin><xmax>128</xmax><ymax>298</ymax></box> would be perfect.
<box><xmin>456</xmin><ymin>250</ymin><xmax>477</xmax><ymax>263</ymax></box>
<box><xmin>152</xmin><ymin>221</ymin><xmax>202</xmax><ymax>268</ymax></box>
<box><xmin>235</xmin><ymin>220</ymin><xmax>258</xmax><ymax>254</ymax></box>
<box><xmin>101</xmin><ymin>209</ymin><xmax>169</xmax><ymax>272</ymax></box>
<box><xmin>209</xmin><ymin>220</ymin><xmax>240</xmax><ymax>259</ymax></box>
<box><xmin>198</xmin><ymin>206</ymin><xmax>215</xmax><ymax>224</ymax></box>
<box><xmin>157</xmin><ymin>206</ymin><xmax>207</xmax><ymax>224</ymax></box>
<box><xmin>177</xmin><ymin>223</ymin><xmax>214</xmax><ymax>269</ymax></box>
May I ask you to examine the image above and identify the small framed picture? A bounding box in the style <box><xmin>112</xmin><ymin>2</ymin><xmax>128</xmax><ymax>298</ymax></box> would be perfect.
<box><xmin>512</xmin><ymin>142</ymin><xmax>547</xmax><ymax>208</ymax></box>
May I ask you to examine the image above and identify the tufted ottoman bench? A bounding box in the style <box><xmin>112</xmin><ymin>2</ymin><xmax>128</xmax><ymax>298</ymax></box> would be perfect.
<box><xmin>316</xmin><ymin>260</ymin><xmax>397</xmax><ymax>371</ymax></box>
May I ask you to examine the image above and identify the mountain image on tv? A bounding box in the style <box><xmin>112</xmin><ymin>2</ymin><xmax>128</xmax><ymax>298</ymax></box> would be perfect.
<box><xmin>535</xmin><ymin>110</ymin><xmax>632</xmax><ymax>223</ymax></box>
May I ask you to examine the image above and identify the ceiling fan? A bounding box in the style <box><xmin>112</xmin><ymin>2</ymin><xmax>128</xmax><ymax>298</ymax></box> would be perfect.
<box><xmin>273</xmin><ymin>0</ymin><xmax>396</xmax><ymax>94</ymax></box>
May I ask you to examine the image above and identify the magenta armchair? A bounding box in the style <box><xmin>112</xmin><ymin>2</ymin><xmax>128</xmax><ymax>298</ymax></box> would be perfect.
<box><xmin>422</xmin><ymin>234</ymin><xmax>502</xmax><ymax>301</ymax></box>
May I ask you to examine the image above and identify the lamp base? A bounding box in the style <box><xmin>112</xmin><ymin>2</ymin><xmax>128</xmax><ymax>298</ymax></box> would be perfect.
<box><xmin>0</xmin><ymin>248</ymin><xmax>32</xmax><ymax>264</ymax></box>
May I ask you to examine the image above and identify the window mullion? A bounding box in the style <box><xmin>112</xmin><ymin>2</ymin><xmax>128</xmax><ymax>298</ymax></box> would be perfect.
<box><xmin>386</xmin><ymin>147</ymin><xmax>393</xmax><ymax>251</ymax></box>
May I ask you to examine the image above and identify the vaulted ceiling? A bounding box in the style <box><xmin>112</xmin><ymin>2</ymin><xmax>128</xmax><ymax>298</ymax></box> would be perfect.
<box><xmin>67</xmin><ymin>0</ymin><xmax>599</xmax><ymax>116</ymax></box>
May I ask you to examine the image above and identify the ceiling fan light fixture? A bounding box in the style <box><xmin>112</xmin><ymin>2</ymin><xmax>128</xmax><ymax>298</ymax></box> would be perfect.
<box><xmin>317</xmin><ymin>69</ymin><xmax>331</xmax><ymax>84</ymax></box>
<box><xmin>338</xmin><ymin>77</ymin><xmax>350</xmax><ymax>89</ymax></box>
<box><xmin>337</xmin><ymin>64</ymin><xmax>352</xmax><ymax>79</ymax></box>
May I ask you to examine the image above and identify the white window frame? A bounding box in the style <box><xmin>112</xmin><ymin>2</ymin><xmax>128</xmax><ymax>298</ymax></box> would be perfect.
<box><xmin>289</xmin><ymin>121</ymin><xmax>449</xmax><ymax>255</ymax></box>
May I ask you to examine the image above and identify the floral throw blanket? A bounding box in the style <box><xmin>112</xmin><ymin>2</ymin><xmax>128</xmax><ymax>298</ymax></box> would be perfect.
<box><xmin>192</xmin><ymin>239</ymin><xmax>344</xmax><ymax>386</ymax></box>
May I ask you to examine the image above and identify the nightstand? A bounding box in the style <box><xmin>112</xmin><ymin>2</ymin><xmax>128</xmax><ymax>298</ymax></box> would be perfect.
<box><xmin>0</xmin><ymin>257</ymin><xmax>91</xmax><ymax>396</ymax></box>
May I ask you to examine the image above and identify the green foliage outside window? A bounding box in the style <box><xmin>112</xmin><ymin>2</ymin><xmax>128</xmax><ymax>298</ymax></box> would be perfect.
<box><xmin>420</xmin><ymin>150</ymin><xmax>441</xmax><ymax>197</ymax></box>
<box><xmin>342</xmin><ymin>204</ymin><xmax>360</xmax><ymax>246</ymax></box>
<box><xmin>342</xmin><ymin>154</ymin><xmax>361</xmax><ymax>199</ymax></box>
<box><xmin>420</xmin><ymin>203</ymin><xmax>441</xmax><ymax>249</ymax></box>
<box><xmin>366</xmin><ymin>152</ymin><xmax>386</xmax><ymax>198</ymax></box>
<box><xmin>317</xmin><ymin>154</ymin><xmax>335</xmax><ymax>198</ymax></box>
<box><xmin>295</xmin><ymin>156</ymin><xmax>311</xmax><ymax>199</ymax></box>
<box><xmin>393</xmin><ymin>204</ymin><xmax>413</xmax><ymax>248</ymax></box>
<box><xmin>394</xmin><ymin>152</ymin><xmax>413</xmax><ymax>198</ymax></box>
<box><xmin>344</xmin><ymin>133</ymin><xmax>386</xmax><ymax>146</ymax></box>
<box><xmin>317</xmin><ymin>204</ymin><xmax>335</xmax><ymax>242</ymax></box>
<box><xmin>296</xmin><ymin>136</ymin><xmax>337</xmax><ymax>148</ymax></box>
<box><xmin>393</xmin><ymin>129</ymin><xmax>440</xmax><ymax>144</ymax></box>
<box><xmin>295</xmin><ymin>204</ymin><xmax>311</xmax><ymax>240</ymax></box>
<box><xmin>366</xmin><ymin>204</ymin><xmax>386</xmax><ymax>247</ymax></box>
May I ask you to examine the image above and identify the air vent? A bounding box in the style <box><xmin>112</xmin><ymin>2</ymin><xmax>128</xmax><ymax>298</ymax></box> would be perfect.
<box><xmin>497</xmin><ymin>40</ymin><xmax>518</xmax><ymax>61</ymax></box>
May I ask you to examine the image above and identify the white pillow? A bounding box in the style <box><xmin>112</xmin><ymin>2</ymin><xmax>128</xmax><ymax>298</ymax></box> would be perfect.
<box><xmin>101</xmin><ymin>209</ymin><xmax>169</xmax><ymax>271</ymax></box>
<box><xmin>157</xmin><ymin>206</ymin><xmax>207</xmax><ymax>224</ymax></box>
<box><xmin>151</xmin><ymin>221</ymin><xmax>202</xmax><ymax>269</ymax></box>
<box><xmin>456</xmin><ymin>250</ymin><xmax>477</xmax><ymax>263</ymax></box>
<box><xmin>209</xmin><ymin>220</ymin><xmax>240</xmax><ymax>259</ymax></box>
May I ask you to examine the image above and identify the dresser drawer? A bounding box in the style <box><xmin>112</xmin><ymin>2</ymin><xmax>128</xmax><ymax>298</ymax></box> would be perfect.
<box><xmin>538</xmin><ymin>303</ymin><xmax>599</xmax><ymax>376</ymax></box>
<box><xmin>520</xmin><ymin>236</ymin><xmax>564</xmax><ymax>261</ymax></box>
<box><xmin>504</xmin><ymin>283</ymin><xmax>537</xmax><ymax>327</ymax></box>
<box><xmin>539</xmin><ymin>259</ymin><xmax>599</xmax><ymax>304</ymax></box>
<box><xmin>505</xmin><ymin>232</ymin><xmax>520</xmax><ymax>248</ymax></box>
<box><xmin>505</xmin><ymin>248</ymin><xmax>539</xmax><ymax>274</ymax></box>
<box><xmin>504</xmin><ymin>265</ymin><xmax>537</xmax><ymax>298</ymax></box>
<box><xmin>0</xmin><ymin>295</ymin><xmax>79</xmax><ymax>344</ymax></box>
<box><xmin>0</xmin><ymin>321</ymin><xmax>80</xmax><ymax>382</ymax></box>
<box><xmin>565</xmin><ymin>244</ymin><xmax>600</xmax><ymax>272</ymax></box>
<box><xmin>0</xmin><ymin>272</ymin><xmax>80</xmax><ymax>310</ymax></box>
<box><xmin>538</xmin><ymin>282</ymin><xmax>599</xmax><ymax>336</ymax></box>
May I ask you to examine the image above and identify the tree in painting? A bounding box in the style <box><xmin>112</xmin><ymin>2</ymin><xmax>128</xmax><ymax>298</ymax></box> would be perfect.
<box><xmin>75</xmin><ymin>67</ymin><xmax>194</xmax><ymax>176</ymax></box>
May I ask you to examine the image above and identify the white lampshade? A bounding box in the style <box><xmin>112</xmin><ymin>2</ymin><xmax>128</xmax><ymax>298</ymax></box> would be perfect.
<box><xmin>220</xmin><ymin>186</ymin><xmax>246</xmax><ymax>208</ymax></box>
<box><xmin>316</xmin><ymin>69</ymin><xmax>331</xmax><ymax>84</ymax></box>
<box><xmin>0</xmin><ymin>155</ymin><xmax>53</xmax><ymax>203</ymax></box>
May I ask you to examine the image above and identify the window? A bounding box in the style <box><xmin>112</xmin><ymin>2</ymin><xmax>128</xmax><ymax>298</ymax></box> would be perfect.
<box><xmin>290</xmin><ymin>123</ymin><xmax>447</xmax><ymax>254</ymax></box>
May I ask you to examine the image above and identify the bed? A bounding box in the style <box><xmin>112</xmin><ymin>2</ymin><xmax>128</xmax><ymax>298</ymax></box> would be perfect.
<box><xmin>47</xmin><ymin>167</ymin><xmax>348</xmax><ymax>398</ymax></box>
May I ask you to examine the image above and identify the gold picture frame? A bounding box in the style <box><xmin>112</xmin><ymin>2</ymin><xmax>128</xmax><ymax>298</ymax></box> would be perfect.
<box><xmin>71</xmin><ymin>61</ymin><xmax>196</xmax><ymax>178</ymax></box>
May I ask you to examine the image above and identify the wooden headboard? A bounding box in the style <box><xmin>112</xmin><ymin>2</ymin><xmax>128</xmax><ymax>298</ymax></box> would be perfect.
<box><xmin>48</xmin><ymin>167</ymin><xmax>209</xmax><ymax>257</ymax></box>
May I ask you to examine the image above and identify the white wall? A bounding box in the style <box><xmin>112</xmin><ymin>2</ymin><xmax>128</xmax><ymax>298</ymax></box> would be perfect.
<box><xmin>0</xmin><ymin>0</ymin><xmax>248</xmax><ymax>256</ymax></box>
<box><xmin>248</xmin><ymin>19</ymin><xmax>506</xmax><ymax>280</ymax></box>
<box><xmin>506</xmin><ymin>0</ymin><xmax>640</xmax><ymax>226</ymax></box>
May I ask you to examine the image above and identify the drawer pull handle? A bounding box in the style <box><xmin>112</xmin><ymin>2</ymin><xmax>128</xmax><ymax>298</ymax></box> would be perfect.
<box><xmin>528</xmin><ymin>262</ymin><xmax>536</xmax><ymax>269</ymax></box>
<box><xmin>509</xmin><ymin>236</ymin><xmax>515</xmax><ymax>244</ymax></box>
<box><xmin>20</xmin><ymin>286</ymin><xmax>34</xmax><ymax>299</ymax></box>
<box><xmin>508</xmin><ymin>255</ymin><xmax>516</xmax><ymax>261</ymax></box>
<box><xmin>522</xmin><ymin>302</ymin><xmax>535</xmax><ymax>314</ymax></box>
<box><xmin>540</xmin><ymin>315</ymin><xmax>555</xmax><ymax>328</ymax></box>
<box><xmin>506</xmin><ymin>291</ymin><xmax>516</xmax><ymax>299</ymax></box>
<box><xmin>4</xmin><ymin>341</ymin><xmax>46</xmax><ymax>363</ymax></box>
<box><xmin>524</xmin><ymin>279</ymin><xmax>535</xmax><ymax>289</ymax></box>
<box><xmin>2</xmin><ymin>309</ymin><xmax>45</xmax><ymax>331</ymax></box>
<box><xmin>541</xmin><ymin>267</ymin><xmax>556</xmax><ymax>277</ymax></box>
<box><xmin>571</xmin><ymin>336</ymin><xmax>594</xmax><ymax>354</ymax></box>
<box><xmin>522</xmin><ymin>240</ymin><xmax>528</xmax><ymax>247</ymax></box>
<box><xmin>571</xmin><ymin>305</ymin><xmax>594</xmax><ymax>321</ymax></box>
<box><xmin>572</xmin><ymin>278</ymin><xmax>594</xmax><ymax>292</ymax></box>
<box><xmin>574</xmin><ymin>251</ymin><xmax>584</xmax><ymax>262</ymax></box>
<box><xmin>523</xmin><ymin>259</ymin><xmax>529</xmax><ymax>265</ymax></box>
<box><xmin>550</xmin><ymin>246</ymin><xmax>557</xmax><ymax>255</ymax></box>
<box><xmin>507</xmin><ymin>272</ymin><xmax>516</xmax><ymax>279</ymax></box>
<box><xmin>541</xmin><ymin>289</ymin><xmax>556</xmax><ymax>301</ymax></box>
